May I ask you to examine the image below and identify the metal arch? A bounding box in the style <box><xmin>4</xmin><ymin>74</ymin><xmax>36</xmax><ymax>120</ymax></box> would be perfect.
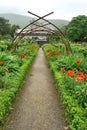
<box><xmin>28</xmin><ymin>11</ymin><xmax>66</xmax><ymax>37</ymax></box>
<box><xmin>13</xmin><ymin>12</ymin><xmax>54</xmax><ymax>42</ymax></box>
<box><xmin>32</xmin><ymin>23</ymin><xmax>61</xmax><ymax>36</ymax></box>
<box><xmin>19</xmin><ymin>23</ymin><xmax>60</xmax><ymax>40</ymax></box>
<box><xmin>18</xmin><ymin>23</ymin><xmax>52</xmax><ymax>39</ymax></box>
<box><xmin>13</xmin><ymin>11</ymin><xmax>72</xmax><ymax>53</ymax></box>
<box><xmin>28</xmin><ymin>11</ymin><xmax>72</xmax><ymax>53</ymax></box>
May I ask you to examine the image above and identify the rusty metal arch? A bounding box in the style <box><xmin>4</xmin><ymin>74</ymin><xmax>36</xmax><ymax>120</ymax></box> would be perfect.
<box><xmin>27</xmin><ymin>11</ymin><xmax>72</xmax><ymax>52</ymax></box>
<box><xmin>32</xmin><ymin>23</ymin><xmax>61</xmax><ymax>37</ymax></box>
<box><xmin>13</xmin><ymin>11</ymin><xmax>72</xmax><ymax>53</ymax></box>
<box><xmin>13</xmin><ymin>12</ymin><xmax>54</xmax><ymax>42</ymax></box>
<box><xmin>19</xmin><ymin>22</ymin><xmax>60</xmax><ymax>40</ymax></box>
<box><xmin>20</xmin><ymin>29</ymin><xmax>59</xmax><ymax>40</ymax></box>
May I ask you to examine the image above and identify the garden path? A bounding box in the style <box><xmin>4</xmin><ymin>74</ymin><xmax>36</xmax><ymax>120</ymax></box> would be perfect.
<box><xmin>4</xmin><ymin>48</ymin><xmax>69</xmax><ymax>130</ymax></box>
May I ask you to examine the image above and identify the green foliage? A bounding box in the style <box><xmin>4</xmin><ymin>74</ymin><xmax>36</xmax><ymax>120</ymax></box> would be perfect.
<box><xmin>0</xmin><ymin>17</ymin><xmax>11</xmax><ymax>35</ymax></box>
<box><xmin>43</xmin><ymin>43</ymin><xmax>87</xmax><ymax>130</ymax></box>
<box><xmin>47</xmin><ymin>35</ymin><xmax>60</xmax><ymax>44</ymax></box>
<box><xmin>0</xmin><ymin>34</ymin><xmax>12</xmax><ymax>41</ymax></box>
<box><xmin>0</xmin><ymin>40</ymin><xmax>13</xmax><ymax>51</ymax></box>
<box><xmin>10</xmin><ymin>24</ymin><xmax>20</xmax><ymax>37</ymax></box>
<box><xmin>0</xmin><ymin>17</ymin><xmax>20</xmax><ymax>39</ymax></box>
<box><xmin>51</xmin><ymin>67</ymin><xmax>87</xmax><ymax>130</ymax></box>
<box><xmin>0</xmin><ymin>40</ymin><xmax>39</xmax><ymax>123</ymax></box>
<box><xmin>66</xmin><ymin>15</ymin><xmax>87</xmax><ymax>42</ymax></box>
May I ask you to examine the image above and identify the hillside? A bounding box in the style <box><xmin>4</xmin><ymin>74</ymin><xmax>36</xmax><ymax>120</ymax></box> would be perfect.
<box><xmin>0</xmin><ymin>13</ymin><xmax>69</xmax><ymax>28</ymax></box>
<box><xmin>0</xmin><ymin>13</ymin><xmax>33</xmax><ymax>28</ymax></box>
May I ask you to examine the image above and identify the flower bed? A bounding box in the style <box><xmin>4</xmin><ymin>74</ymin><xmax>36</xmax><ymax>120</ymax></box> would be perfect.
<box><xmin>43</xmin><ymin>44</ymin><xmax>87</xmax><ymax>130</ymax></box>
<box><xmin>0</xmin><ymin>40</ymin><xmax>39</xmax><ymax>123</ymax></box>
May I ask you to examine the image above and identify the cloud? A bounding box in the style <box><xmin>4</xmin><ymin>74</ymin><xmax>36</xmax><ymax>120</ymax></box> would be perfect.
<box><xmin>0</xmin><ymin>0</ymin><xmax>87</xmax><ymax>20</ymax></box>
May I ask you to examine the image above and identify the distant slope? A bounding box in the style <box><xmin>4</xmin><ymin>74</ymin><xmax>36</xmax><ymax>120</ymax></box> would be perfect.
<box><xmin>0</xmin><ymin>13</ymin><xmax>33</xmax><ymax>28</ymax></box>
<box><xmin>0</xmin><ymin>13</ymin><xmax>69</xmax><ymax>28</ymax></box>
<box><xmin>49</xmin><ymin>19</ymin><xmax>69</xmax><ymax>28</ymax></box>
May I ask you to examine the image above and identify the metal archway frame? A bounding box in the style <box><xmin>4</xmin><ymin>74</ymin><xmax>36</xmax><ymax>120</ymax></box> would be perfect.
<box><xmin>19</xmin><ymin>22</ymin><xmax>60</xmax><ymax>40</ymax></box>
<box><xmin>13</xmin><ymin>12</ymin><xmax>54</xmax><ymax>42</ymax></box>
<box><xmin>28</xmin><ymin>11</ymin><xmax>72</xmax><ymax>53</ymax></box>
<box><xmin>13</xmin><ymin>11</ymin><xmax>72</xmax><ymax>53</ymax></box>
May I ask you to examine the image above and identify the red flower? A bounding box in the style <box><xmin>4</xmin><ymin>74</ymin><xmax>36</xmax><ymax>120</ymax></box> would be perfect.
<box><xmin>66</xmin><ymin>70</ymin><xmax>74</xmax><ymax>77</ymax></box>
<box><xmin>54</xmin><ymin>52</ymin><xmax>60</xmax><ymax>55</ymax></box>
<box><xmin>76</xmin><ymin>76</ymin><xmax>83</xmax><ymax>82</ymax></box>
<box><xmin>3</xmin><ymin>68</ymin><xmax>7</xmax><ymax>73</ymax></box>
<box><xmin>76</xmin><ymin>60</ymin><xmax>81</xmax><ymax>65</ymax></box>
<box><xmin>48</xmin><ymin>53</ymin><xmax>52</xmax><ymax>57</ymax></box>
<box><xmin>60</xmin><ymin>68</ymin><xmax>65</xmax><ymax>72</ymax></box>
<box><xmin>76</xmin><ymin>71</ymin><xmax>85</xmax><ymax>78</ymax></box>
<box><xmin>20</xmin><ymin>53</ymin><xmax>25</xmax><ymax>58</ymax></box>
<box><xmin>0</xmin><ymin>61</ymin><xmax>4</xmax><ymax>65</ymax></box>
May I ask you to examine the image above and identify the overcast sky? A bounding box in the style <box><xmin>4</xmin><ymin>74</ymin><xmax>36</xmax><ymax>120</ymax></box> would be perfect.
<box><xmin>0</xmin><ymin>0</ymin><xmax>87</xmax><ymax>20</ymax></box>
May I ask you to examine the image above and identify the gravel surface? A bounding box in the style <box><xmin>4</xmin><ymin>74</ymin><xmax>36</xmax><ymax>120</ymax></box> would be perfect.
<box><xmin>3</xmin><ymin>48</ymin><xmax>69</xmax><ymax>130</ymax></box>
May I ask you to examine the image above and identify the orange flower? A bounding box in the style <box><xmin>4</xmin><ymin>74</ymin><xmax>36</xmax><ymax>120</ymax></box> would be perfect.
<box><xmin>66</xmin><ymin>70</ymin><xmax>74</xmax><ymax>77</ymax></box>
<box><xmin>76</xmin><ymin>76</ymin><xmax>83</xmax><ymax>82</ymax></box>
<box><xmin>76</xmin><ymin>60</ymin><xmax>81</xmax><ymax>64</ymax></box>
<box><xmin>48</xmin><ymin>53</ymin><xmax>52</xmax><ymax>57</ymax></box>
<box><xmin>60</xmin><ymin>68</ymin><xmax>65</xmax><ymax>72</ymax></box>
<box><xmin>76</xmin><ymin>71</ymin><xmax>85</xmax><ymax>78</ymax></box>
<box><xmin>54</xmin><ymin>51</ymin><xmax>60</xmax><ymax>55</ymax></box>
<box><xmin>0</xmin><ymin>61</ymin><xmax>4</xmax><ymax>65</ymax></box>
<box><xmin>20</xmin><ymin>53</ymin><xmax>25</xmax><ymax>58</ymax></box>
<box><xmin>3</xmin><ymin>68</ymin><xmax>7</xmax><ymax>73</ymax></box>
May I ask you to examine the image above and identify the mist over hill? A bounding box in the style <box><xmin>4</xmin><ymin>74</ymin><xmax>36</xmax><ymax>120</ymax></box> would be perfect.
<box><xmin>0</xmin><ymin>13</ymin><xmax>69</xmax><ymax>28</ymax></box>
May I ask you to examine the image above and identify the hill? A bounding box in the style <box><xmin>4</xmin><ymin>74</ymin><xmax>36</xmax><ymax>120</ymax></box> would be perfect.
<box><xmin>0</xmin><ymin>13</ymin><xmax>69</xmax><ymax>28</ymax></box>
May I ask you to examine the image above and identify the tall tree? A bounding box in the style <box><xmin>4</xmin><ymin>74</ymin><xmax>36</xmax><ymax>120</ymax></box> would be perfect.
<box><xmin>0</xmin><ymin>17</ymin><xmax>11</xmax><ymax>35</ymax></box>
<box><xmin>66</xmin><ymin>15</ymin><xmax>87</xmax><ymax>42</ymax></box>
<box><xmin>11</xmin><ymin>24</ymin><xmax>20</xmax><ymax>37</ymax></box>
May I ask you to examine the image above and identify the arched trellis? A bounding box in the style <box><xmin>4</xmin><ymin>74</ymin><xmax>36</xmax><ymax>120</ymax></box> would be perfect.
<box><xmin>13</xmin><ymin>11</ymin><xmax>72</xmax><ymax>53</ymax></box>
<box><xmin>32</xmin><ymin>23</ymin><xmax>61</xmax><ymax>37</ymax></box>
<box><xmin>13</xmin><ymin>12</ymin><xmax>53</xmax><ymax>41</ymax></box>
<box><xmin>19</xmin><ymin>22</ymin><xmax>60</xmax><ymax>40</ymax></box>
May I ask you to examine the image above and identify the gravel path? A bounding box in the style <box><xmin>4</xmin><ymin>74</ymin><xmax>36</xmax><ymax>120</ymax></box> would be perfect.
<box><xmin>4</xmin><ymin>48</ymin><xmax>69</xmax><ymax>130</ymax></box>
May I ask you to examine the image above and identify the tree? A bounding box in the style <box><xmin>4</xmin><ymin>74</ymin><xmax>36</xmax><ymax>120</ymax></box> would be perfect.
<box><xmin>66</xmin><ymin>15</ymin><xmax>87</xmax><ymax>42</ymax></box>
<box><xmin>0</xmin><ymin>17</ymin><xmax>11</xmax><ymax>35</ymax></box>
<box><xmin>11</xmin><ymin>24</ymin><xmax>20</xmax><ymax>37</ymax></box>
